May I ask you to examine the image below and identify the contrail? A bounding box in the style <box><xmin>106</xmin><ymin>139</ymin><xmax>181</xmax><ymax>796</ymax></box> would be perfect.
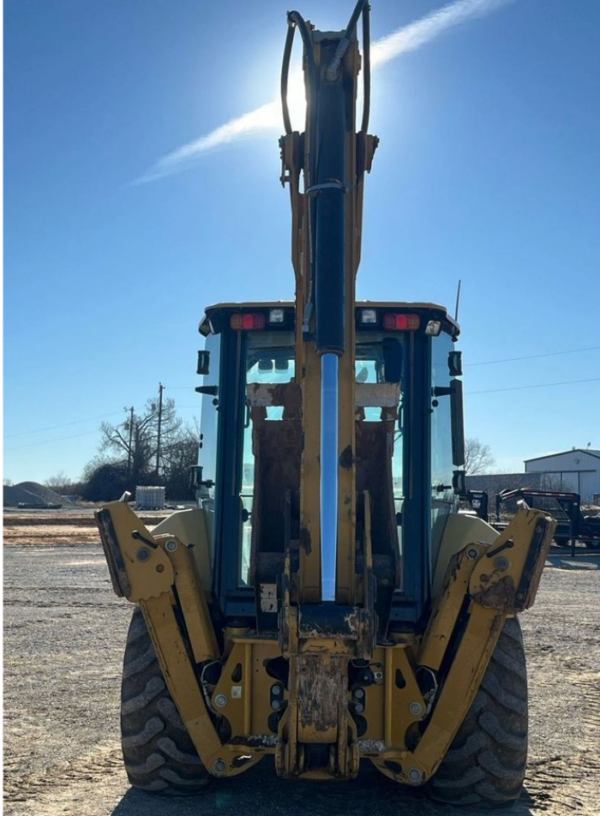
<box><xmin>370</xmin><ymin>0</ymin><xmax>514</xmax><ymax>66</ymax></box>
<box><xmin>136</xmin><ymin>0</ymin><xmax>515</xmax><ymax>184</ymax></box>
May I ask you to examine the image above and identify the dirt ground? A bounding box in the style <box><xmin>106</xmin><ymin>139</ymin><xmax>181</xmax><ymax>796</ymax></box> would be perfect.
<box><xmin>3</xmin><ymin>513</ymin><xmax>600</xmax><ymax>816</ymax></box>
<box><xmin>2</xmin><ymin>509</ymin><xmax>168</xmax><ymax>546</ymax></box>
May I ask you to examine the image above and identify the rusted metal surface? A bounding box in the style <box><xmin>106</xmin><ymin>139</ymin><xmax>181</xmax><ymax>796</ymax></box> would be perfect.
<box><xmin>339</xmin><ymin>444</ymin><xmax>354</xmax><ymax>470</ymax></box>
<box><xmin>472</xmin><ymin>574</ymin><xmax>516</xmax><ymax>611</ymax></box>
<box><xmin>298</xmin><ymin>604</ymin><xmax>360</xmax><ymax>639</ymax></box>
<box><xmin>247</xmin><ymin>382</ymin><xmax>302</xmax><ymax>417</ymax></box>
<box><xmin>297</xmin><ymin>655</ymin><xmax>344</xmax><ymax>737</ymax></box>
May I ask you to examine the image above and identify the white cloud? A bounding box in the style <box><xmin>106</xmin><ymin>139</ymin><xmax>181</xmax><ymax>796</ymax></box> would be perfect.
<box><xmin>135</xmin><ymin>0</ymin><xmax>515</xmax><ymax>184</ymax></box>
<box><xmin>371</xmin><ymin>0</ymin><xmax>513</xmax><ymax>66</ymax></box>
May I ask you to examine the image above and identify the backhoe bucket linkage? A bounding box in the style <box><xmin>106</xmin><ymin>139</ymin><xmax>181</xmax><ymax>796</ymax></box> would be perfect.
<box><xmin>96</xmin><ymin>500</ymin><xmax>555</xmax><ymax>782</ymax></box>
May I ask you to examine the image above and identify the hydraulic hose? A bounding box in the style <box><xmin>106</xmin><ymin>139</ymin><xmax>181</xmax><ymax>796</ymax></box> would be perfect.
<box><xmin>281</xmin><ymin>11</ymin><xmax>317</xmax><ymax>136</ymax></box>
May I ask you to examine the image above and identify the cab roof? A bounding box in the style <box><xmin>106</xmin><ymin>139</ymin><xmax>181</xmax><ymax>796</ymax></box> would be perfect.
<box><xmin>201</xmin><ymin>301</ymin><xmax>460</xmax><ymax>338</ymax></box>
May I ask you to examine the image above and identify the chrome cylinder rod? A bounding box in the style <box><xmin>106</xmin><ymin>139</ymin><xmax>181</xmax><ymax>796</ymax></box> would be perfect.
<box><xmin>320</xmin><ymin>353</ymin><xmax>339</xmax><ymax>602</ymax></box>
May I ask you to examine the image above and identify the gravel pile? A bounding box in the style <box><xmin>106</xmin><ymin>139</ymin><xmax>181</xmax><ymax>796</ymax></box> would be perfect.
<box><xmin>3</xmin><ymin>482</ymin><xmax>71</xmax><ymax>507</ymax></box>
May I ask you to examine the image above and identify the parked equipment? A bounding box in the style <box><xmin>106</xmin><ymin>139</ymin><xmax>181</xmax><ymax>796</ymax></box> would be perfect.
<box><xmin>96</xmin><ymin>2</ymin><xmax>556</xmax><ymax>806</ymax></box>
<box><xmin>496</xmin><ymin>489</ymin><xmax>600</xmax><ymax>550</ymax></box>
<box><xmin>465</xmin><ymin>489</ymin><xmax>489</xmax><ymax>522</ymax></box>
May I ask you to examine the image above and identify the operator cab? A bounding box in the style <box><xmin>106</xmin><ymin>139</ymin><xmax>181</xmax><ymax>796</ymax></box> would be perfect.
<box><xmin>193</xmin><ymin>302</ymin><xmax>464</xmax><ymax>632</ymax></box>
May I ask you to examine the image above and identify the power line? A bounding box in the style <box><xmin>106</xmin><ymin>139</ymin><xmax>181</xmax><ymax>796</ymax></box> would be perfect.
<box><xmin>4</xmin><ymin>429</ymin><xmax>103</xmax><ymax>452</ymax></box>
<box><xmin>467</xmin><ymin>376</ymin><xmax>600</xmax><ymax>395</ymax></box>
<box><xmin>466</xmin><ymin>345</ymin><xmax>600</xmax><ymax>367</ymax></box>
<box><xmin>4</xmin><ymin>410</ymin><xmax>125</xmax><ymax>439</ymax></box>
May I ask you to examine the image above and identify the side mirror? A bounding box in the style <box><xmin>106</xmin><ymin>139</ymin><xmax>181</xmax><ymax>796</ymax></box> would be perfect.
<box><xmin>197</xmin><ymin>350</ymin><xmax>210</xmax><ymax>376</ymax></box>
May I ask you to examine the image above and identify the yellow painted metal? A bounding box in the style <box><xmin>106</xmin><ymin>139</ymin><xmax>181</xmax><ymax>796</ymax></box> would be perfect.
<box><xmin>285</xmin><ymin>28</ymin><xmax>369</xmax><ymax>606</ymax></box>
<box><xmin>140</xmin><ymin>594</ymin><xmax>264</xmax><ymax>777</ymax></box>
<box><xmin>432</xmin><ymin>512</ymin><xmax>498</xmax><ymax>598</ymax></box>
<box><xmin>140</xmin><ymin>593</ymin><xmax>222</xmax><ymax>752</ymax></box>
<box><xmin>469</xmin><ymin>506</ymin><xmax>552</xmax><ymax>611</ymax></box>
<box><xmin>410</xmin><ymin>604</ymin><xmax>500</xmax><ymax>780</ymax></box>
<box><xmin>276</xmin><ymin>653</ymin><xmax>298</xmax><ymax>777</ymax></box>
<box><xmin>153</xmin><ymin>534</ymin><xmax>219</xmax><ymax>663</ymax></box>
<box><xmin>151</xmin><ymin>508</ymin><xmax>213</xmax><ymax>599</ymax></box>
<box><xmin>384</xmin><ymin>647</ymin><xmax>427</xmax><ymax>749</ymax></box>
<box><xmin>223</xmin><ymin>625</ymin><xmax>250</xmax><ymax>659</ymax></box>
<box><xmin>218</xmin><ymin>637</ymin><xmax>281</xmax><ymax>744</ymax></box>
<box><xmin>371</xmin><ymin>506</ymin><xmax>555</xmax><ymax>785</ymax></box>
<box><xmin>98</xmin><ymin>490</ymin><xmax>553</xmax><ymax>783</ymax></box>
<box><xmin>96</xmin><ymin>502</ymin><xmax>267</xmax><ymax>777</ymax></box>
<box><xmin>96</xmin><ymin>501</ymin><xmax>173</xmax><ymax>601</ymax></box>
<box><xmin>418</xmin><ymin>542</ymin><xmax>486</xmax><ymax>672</ymax></box>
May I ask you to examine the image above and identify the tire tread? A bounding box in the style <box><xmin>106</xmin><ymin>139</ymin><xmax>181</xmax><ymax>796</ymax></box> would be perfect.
<box><xmin>429</xmin><ymin>617</ymin><xmax>528</xmax><ymax>807</ymax></box>
<box><xmin>120</xmin><ymin>608</ymin><xmax>210</xmax><ymax>795</ymax></box>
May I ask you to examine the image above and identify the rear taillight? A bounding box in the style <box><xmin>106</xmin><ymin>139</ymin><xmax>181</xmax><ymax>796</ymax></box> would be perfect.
<box><xmin>383</xmin><ymin>313</ymin><xmax>421</xmax><ymax>330</ymax></box>
<box><xmin>230</xmin><ymin>313</ymin><xmax>266</xmax><ymax>330</ymax></box>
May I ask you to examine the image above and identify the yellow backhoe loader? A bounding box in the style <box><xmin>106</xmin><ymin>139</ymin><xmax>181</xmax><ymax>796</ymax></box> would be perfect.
<box><xmin>97</xmin><ymin>2</ymin><xmax>555</xmax><ymax>805</ymax></box>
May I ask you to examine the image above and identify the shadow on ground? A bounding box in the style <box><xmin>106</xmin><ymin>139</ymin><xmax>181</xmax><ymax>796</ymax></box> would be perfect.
<box><xmin>111</xmin><ymin>759</ymin><xmax>536</xmax><ymax>816</ymax></box>
<box><xmin>545</xmin><ymin>552</ymin><xmax>600</xmax><ymax>570</ymax></box>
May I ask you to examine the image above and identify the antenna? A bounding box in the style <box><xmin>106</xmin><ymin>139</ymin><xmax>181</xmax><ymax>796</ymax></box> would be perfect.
<box><xmin>454</xmin><ymin>279</ymin><xmax>462</xmax><ymax>322</ymax></box>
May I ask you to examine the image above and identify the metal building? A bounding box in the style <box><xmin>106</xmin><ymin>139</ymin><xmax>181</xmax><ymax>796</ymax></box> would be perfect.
<box><xmin>524</xmin><ymin>449</ymin><xmax>600</xmax><ymax>502</ymax></box>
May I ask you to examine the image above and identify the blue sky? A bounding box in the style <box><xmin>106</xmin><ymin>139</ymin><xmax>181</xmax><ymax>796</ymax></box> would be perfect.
<box><xmin>4</xmin><ymin>0</ymin><xmax>600</xmax><ymax>484</ymax></box>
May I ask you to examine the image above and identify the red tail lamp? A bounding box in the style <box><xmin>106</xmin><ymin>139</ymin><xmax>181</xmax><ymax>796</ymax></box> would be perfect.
<box><xmin>383</xmin><ymin>313</ymin><xmax>421</xmax><ymax>331</ymax></box>
<box><xmin>230</xmin><ymin>313</ymin><xmax>266</xmax><ymax>330</ymax></box>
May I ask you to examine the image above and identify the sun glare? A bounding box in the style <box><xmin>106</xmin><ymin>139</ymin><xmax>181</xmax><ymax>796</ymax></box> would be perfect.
<box><xmin>286</xmin><ymin>70</ymin><xmax>308</xmax><ymax>132</ymax></box>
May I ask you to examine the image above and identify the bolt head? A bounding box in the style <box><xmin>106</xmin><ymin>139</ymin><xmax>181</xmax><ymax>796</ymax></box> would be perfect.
<box><xmin>272</xmin><ymin>684</ymin><xmax>282</xmax><ymax>696</ymax></box>
<box><xmin>354</xmin><ymin>702</ymin><xmax>364</xmax><ymax>714</ymax></box>
<box><xmin>214</xmin><ymin>694</ymin><xmax>228</xmax><ymax>709</ymax></box>
<box><xmin>136</xmin><ymin>547</ymin><xmax>150</xmax><ymax>561</ymax></box>
<box><xmin>214</xmin><ymin>758</ymin><xmax>226</xmax><ymax>774</ymax></box>
<box><xmin>272</xmin><ymin>699</ymin><xmax>281</xmax><ymax>711</ymax></box>
<box><xmin>466</xmin><ymin>546</ymin><xmax>479</xmax><ymax>560</ymax></box>
<box><xmin>495</xmin><ymin>556</ymin><xmax>510</xmax><ymax>572</ymax></box>
<box><xmin>165</xmin><ymin>539</ymin><xmax>178</xmax><ymax>552</ymax></box>
<box><xmin>409</xmin><ymin>701</ymin><xmax>422</xmax><ymax>716</ymax></box>
<box><xmin>354</xmin><ymin>688</ymin><xmax>365</xmax><ymax>700</ymax></box>
<box><xmin>408</xmin><ymin>768</ymin><xmax>422</xmax><ymax>783</ymax></box>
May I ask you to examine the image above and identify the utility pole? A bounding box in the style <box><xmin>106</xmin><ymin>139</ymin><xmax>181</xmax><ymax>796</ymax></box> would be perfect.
<box><xmin>156</xmin><ymin>383</ymin><xmax>164</xmax><ymax>476</ymax></box>
<box><xmin>127</xmin><ymin>406</ymin><xmax>135</xmax><ymax>476</ymax></box>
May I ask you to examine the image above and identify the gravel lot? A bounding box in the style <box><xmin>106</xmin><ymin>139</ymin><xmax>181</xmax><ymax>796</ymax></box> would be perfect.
<box><xmin>4</xmin><ymin>527</ymin><xmax>600</xmax><ymax>816</ymax></box>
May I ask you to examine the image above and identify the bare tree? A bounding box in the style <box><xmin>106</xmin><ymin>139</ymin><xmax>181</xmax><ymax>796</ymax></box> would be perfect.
<box><xmin>465</xmin><ymin>438</ymin><xmax>495</xmax><ymax>474</ymax></box>
<box><xmin>44</xmin><ymin>471</ymin><xmax>73</xmax><ymax>491</ymax></box>
<box><xmin>100</xmin><ymin>397</ymin><xmax>183</xmax><ymax>482</ymax></box>
<box><xmin>89</xmin><ymin>396</ymin><xmax>199</xmax><ymax>499</ymax></box>
<box><xmin>161</xmin><ymin>428</ymin><xmax>200</xmax><ymax>498</ymax></box>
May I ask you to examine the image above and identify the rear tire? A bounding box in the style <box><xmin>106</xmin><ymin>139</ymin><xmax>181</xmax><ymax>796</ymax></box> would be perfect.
<box><xmin>429</xmin><ymin>616</ymin><xmax>528</xmax><ymax>807</ymax></box>
<box><xmin>120</xmin><ymin>607</ymin><xmax>210</xmax><ymax>795</ymax></box>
